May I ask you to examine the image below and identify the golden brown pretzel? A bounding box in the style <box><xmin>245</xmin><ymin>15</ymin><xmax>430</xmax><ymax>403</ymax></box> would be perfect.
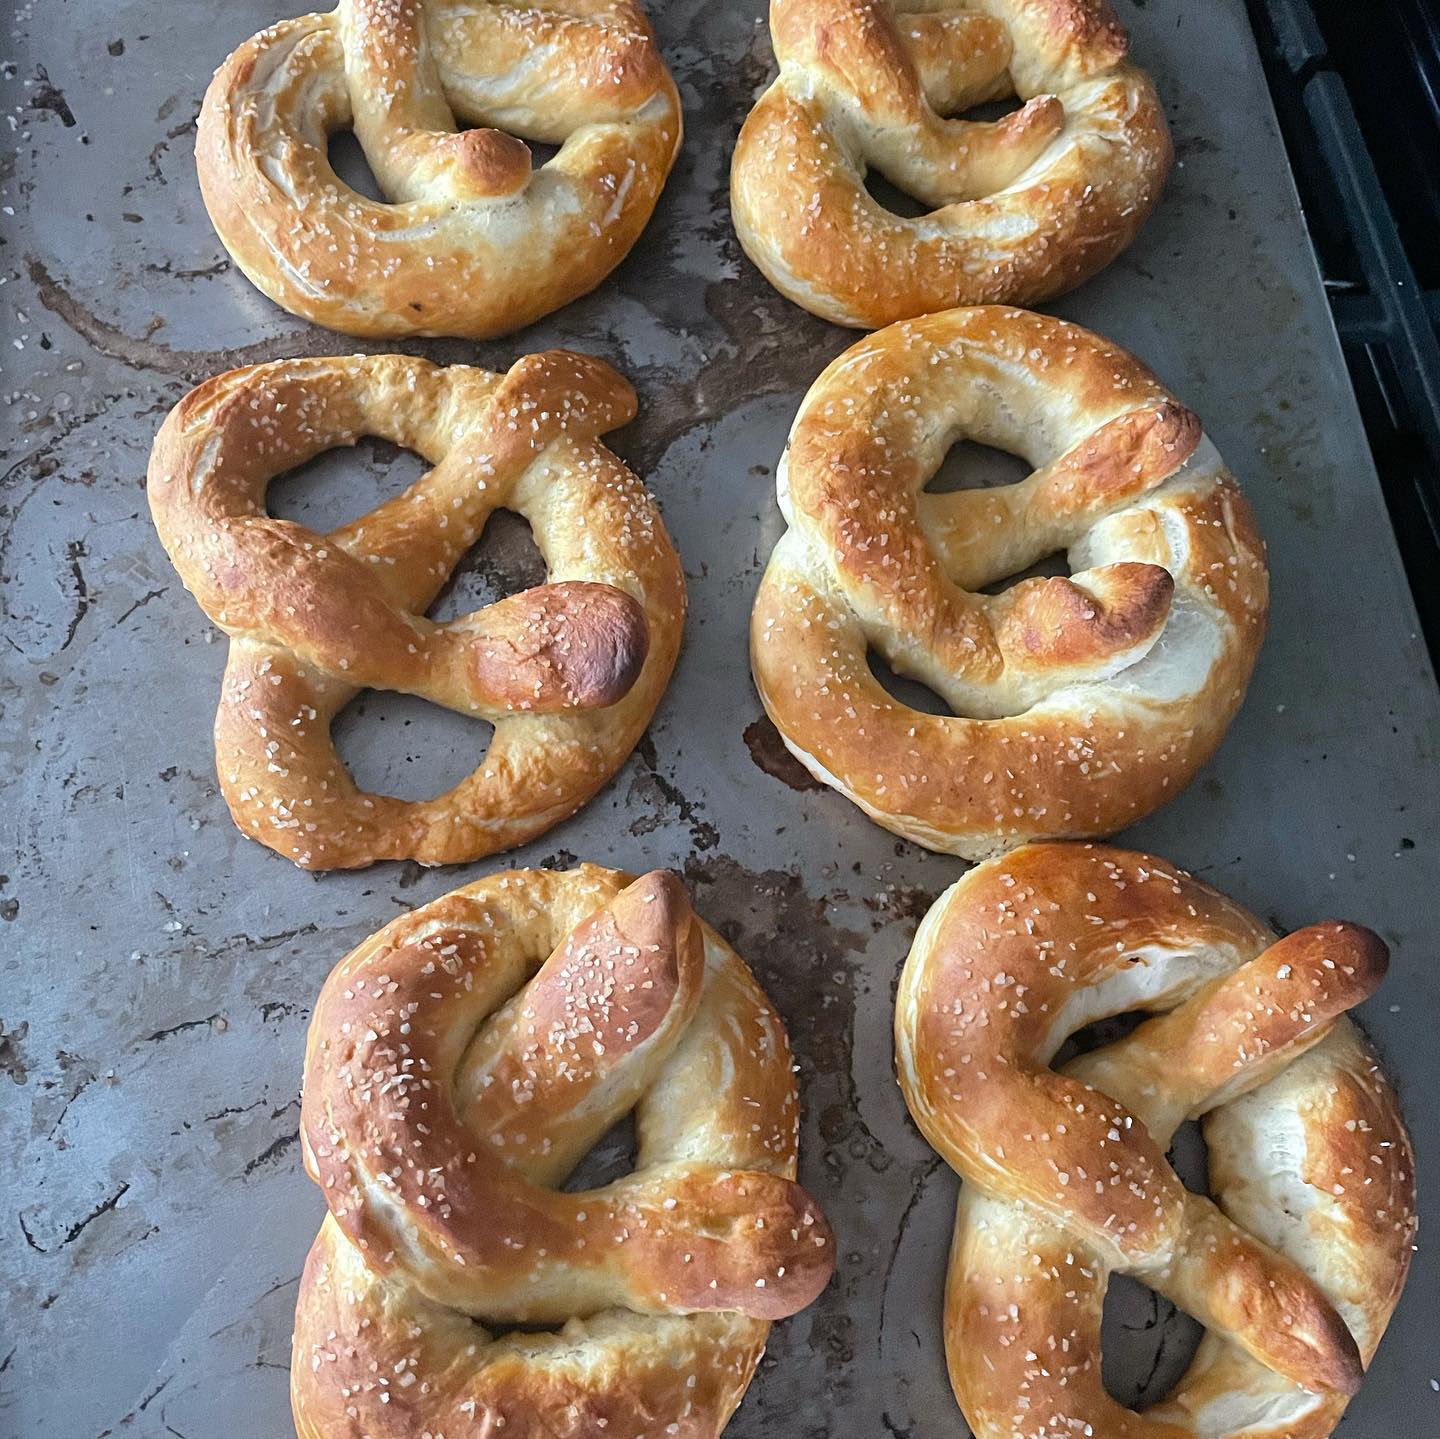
<box><xmin>731</xmin><ymin>0</ymin><xmax>1171</xmax><ymax>326</ymax></box>
<box><xmin>896</xmin><ymin>843</ymin><xmax>1415</xmax><ymax>1439</ymax></box>
<box><xmin>293</xmin><ymin>865</ymin><xmax>835</xmax><ymax>1438</ymax></box>
<box><xmin>751</xmin><ymin>307</ymin><xmax>1267</xmax><ymax>858</ymax></box>
<box><xmin>148</xmin><ymin>350</ymin><xmax>685</xmax><ymax>870</ymax></box>
<box><xmin>198</xmin><ymin>0</ymin><xmax>682</xmax><ymax>338</ymax></box>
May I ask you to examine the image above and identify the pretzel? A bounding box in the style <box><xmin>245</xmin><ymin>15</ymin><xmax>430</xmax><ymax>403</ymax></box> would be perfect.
<box><xmin>148</xmin><ymin>349</ymin><xmax>685</xmax><ymax>870</ymax></box>
<box><xmin>731</xmin><ymin>0</ymin><xmax>1172</xmax><ymax>327</ymax></box>
<box><xmin>751</xmin><ymin>307</ymin><xmax>1267</xmax><ymax>859</ymax></box>
<box><xmin>292</xmin><ymin>865</ymin><xmax>835</xmax><ymax>1438</ymax></box>
<box><xmin>197</xmin><ymin>0</ymin><xmax>682</xmax><ymax>338</ymax></box>
<box><xmin>895</xmin><ymin>843</ymin><xmax>1415</xmax><ymax>1439</ymax></box>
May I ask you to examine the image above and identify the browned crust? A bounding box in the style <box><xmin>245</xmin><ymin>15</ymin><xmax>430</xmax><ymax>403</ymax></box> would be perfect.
<box><xmin>731</xmin><ymin>0</ymin><xmax>1170</xmax><ymax>326</ymax></box>
<box><xmin>292</xmin><ymin>865</ymin><xmax>833</xmax><ymax>1438</ymax></box>
<box><xmin>197</xmin><ymin>4</ymin><xmax>681</xmax><ymax>339</ymax></box>
<box><xmin>896</xmin><ymin>843</ymin><xmax>1416</xmax><ymax>1439</ymax></box>
<box><xmin>751</xmin><ymin>308</ymin><xmax>1267</xmax><ymax>858</ymax></box>
<box><xmin>148</xmin><ymin>350</ymin><xmax>686</xmax><ymax>870</ymax></box>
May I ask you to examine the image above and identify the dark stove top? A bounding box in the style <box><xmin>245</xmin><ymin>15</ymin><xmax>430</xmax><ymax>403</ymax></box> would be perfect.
<box><xmin>1249</xmin><ymin>0</ymin><xmax>1440</xmax><ymax>658</ymax></box>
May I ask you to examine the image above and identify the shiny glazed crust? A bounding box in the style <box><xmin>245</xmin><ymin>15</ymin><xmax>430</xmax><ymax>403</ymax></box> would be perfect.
<box><xmin>731</xmin><ymin>0</ymin><xmax>1172</xmax><ymax>326</ymax></box>
<box><xmin>751</xmin><ymin>307</ymin><xmax>1268</xmax><ymax>858</ymax></box>
<box><xmin>895</xmin><ymin>843</ymin><xmax>1415</xmax><ymax>1439</ymax></box>
<box><xmin>292</xmin><ymin>866</ymin><xmax>835</xmax><ymax>1437</ymax></box>
<box><xmin>148</xmin><ymin>350</ymin><xmax>686</xmax><ymax>870</ymax></box>
<box><xmin>198</xmin><ymin>0</ymin><xmax>682</xmax><ymax>338</ymax></box>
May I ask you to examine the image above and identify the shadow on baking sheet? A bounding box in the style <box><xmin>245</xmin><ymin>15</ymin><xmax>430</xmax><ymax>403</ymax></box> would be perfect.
<box><xmin>863</xmin><ymin>169</ymin><xmax>930</xmax><ymax>219</ymax></box>
<box><xmin>866</xmin><ymin>649</ymin><xmax>953</xmax><ymax>716</ymax></box>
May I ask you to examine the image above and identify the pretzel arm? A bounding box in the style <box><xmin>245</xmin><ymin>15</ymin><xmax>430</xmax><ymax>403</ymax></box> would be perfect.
<box><xmin>1067</xmin><ymin>923</ymin><xmax>1389</xmax><ymax>1142</ymax></box>
<box><xmin>340</xmin><ymin>0</ymin><xmax>531</xmax><ymax>202</ymax></box>
<box><xmin>429</xmin><ymin>2</ymin><xmax>672</xmax><ymax>138</ymax></box>
<box><xmin>1147</xmin><ymin>1193</ymin><xmax>1364</xmax><ymax>1397</ymax></box>
<box><xmin>917</xmin><ymin>401</ymin><xmax>1202</xmax><ymax>589</ymax></box>
<box><xmin>455</xmin><ymin>871</ymin><xmax>706</xmax><ymax>1186</ymax></box>
<box><xmin>899</xmin><ymin>11</ymin><xmax>1016</xmax><ymax>113</ymax></box>
<box><xmin>987</xmin><ymin>560</ymin><xmax>1173</xmax><ymax>682</ymax></box>
<box><xmin>196</xmin><ymin>518</ymin><xmax>646</xmax><ymax>717</ymax></box>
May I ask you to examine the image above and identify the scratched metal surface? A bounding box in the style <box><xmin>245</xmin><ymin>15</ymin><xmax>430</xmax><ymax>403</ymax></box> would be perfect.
<box><xmin>2</xmin><ymin>1</ymin><xmax>1437</xmax><ymax>1435</ymax></box>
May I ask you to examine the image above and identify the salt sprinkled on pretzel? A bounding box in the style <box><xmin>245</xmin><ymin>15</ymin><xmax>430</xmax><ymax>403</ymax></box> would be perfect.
<box><xmin>149</xmin><ymin>349</ymin><xmax>685</xmax><ymax>870</ymax></box>
<box><xmin>751</xmin><ymin>307</ymin><xmax>1267</xmax><ymax>858</ymax></box>
<box><xmin>293</xmin><ymin>865</ymin><xmax>835</xmax><ymax>1437</ymax></box>
<box><xmin>198</xmin><ymin>0</ymin><xmax>682</xmax><ymax>338</ymax></box>
<box><xmin>896</xmin><ymin>842</ymin><xmax>1415</xmax><ymax>1439</ymax></box>
<box><xmin>731</xmin><ymin>0</ymin><xmax>1171</xmax><ymax>326</ymax></box>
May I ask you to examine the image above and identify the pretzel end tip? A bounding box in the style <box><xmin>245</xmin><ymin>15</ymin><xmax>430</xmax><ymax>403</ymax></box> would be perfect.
<box><xmin>566</xmin><ymin>583</ymin><xmax>650</xmax><ymax>709</ymax></box>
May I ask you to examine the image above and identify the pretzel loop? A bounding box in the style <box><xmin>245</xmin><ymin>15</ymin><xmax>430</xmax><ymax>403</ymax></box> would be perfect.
<box><xmin>149</xmin><ymin>351</ymin><xmax>686</xmax><ymax>869</ymax></box>
<box><xmin>293</xmin><ymin>866</ymin><xmax>835</xmax><ymax>1437</ymax></box>
<box><xmin>751</xmin><ymin>308</ymin><xmax>1267</xmax><ymax>858</ymax></box>
<box><xmin>896</xmin><ymin>844</ymin><xmax>1416</xmax><ymax>1439</ymax></box>
<box><xmin>732</xmin><ymin>0</ymin><xmax>1172</xmax><ymax>326</ymax></box>
<box><xmin>198</xmin><ymin>0</ymin><xmax>682</xmax><ymax>337</ymax></box>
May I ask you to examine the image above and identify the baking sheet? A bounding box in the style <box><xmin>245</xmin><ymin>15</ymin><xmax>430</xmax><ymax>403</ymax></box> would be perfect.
<box><xmin>1</xmin><ymin>1</ymin><xmax>1437</xmax><ymax>1434</ymax></box>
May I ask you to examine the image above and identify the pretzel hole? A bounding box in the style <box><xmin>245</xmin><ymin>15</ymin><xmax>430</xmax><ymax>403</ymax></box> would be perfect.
<box><xmin>427</xmin><ymin>509</ymin><xmax>547</xmax><ymax>621</ymax></box>
<box><xmin>522</xmin><ymin>136</ymin><xmax>562</xmax><ymax>171</ymax></box>
<box><xmin>866</xmin><ymin>648</ymin><xmax>951</xmax><ymax>716</ymax></box>
<box><xmin>1101</xmin><ymin>1276</ymin><xmax>1204</xmax><ymax>1410</ymax></box>
<box><xmin>560</xmin><ymin>1112</ymin><xmax>638</xmax><ymax>1193</ymax></box>
<box><xmin>1051</xmin><ymin>1008</ymin><xmax>1149</xmax><ymax>1067</ymax></box>
<box><xmin>924</xmin><ymin>439</ymin><xmax>1030</xmax><ymax>495</ymax></box>
<box><xmin>862</xmin><ymin>169</ymin><xmax>930</xmax><ymax>219</ymax></box>
<box><xmin>326</xmin><ymin>130</ymin><xmax>387</xmax><ymax>203</ymax></box>
<box><xmin>267</xmin><ymin>437</ymin><xmax>426</xmax><ymax>533</ymax></box>
<box><xmin>957</xmin><ymin>96</ymin><xmax>1027</xmax><ymax>125</ymax></box>
<box><xmin>331</xmin><ymin>690</ymin><xmax>493</xmax><ymax>801</ymax></box>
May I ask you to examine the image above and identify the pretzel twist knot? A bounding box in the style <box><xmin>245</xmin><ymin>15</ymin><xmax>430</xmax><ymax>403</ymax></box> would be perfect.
<box><xmin>293</xmin><ymin>866</ymin><xmax>835</xmax><ymax>1438</ymax></box>
<box><xmin>148</xmin><ymin>350</ymin><xmax>685</xmax><ymax>870</ymax></box>
<box><xmin>751</xmin><ymin>307</ymin><xmax>1267</xmax><ymax>858</ymax></box>
<box><xmin>731</xmin><ymin>0</ymin><xmax>1172</xmax><ymax>326</ymax></box>
<box><xmin>896</xmin><ymin>844</ymin><xmax>1415</xmax><ymax>1439</ymax></box>
<box><xmin>198</xmin><ymin>0</ymin><xmax>682</xmax><ymax>337</ymax></box>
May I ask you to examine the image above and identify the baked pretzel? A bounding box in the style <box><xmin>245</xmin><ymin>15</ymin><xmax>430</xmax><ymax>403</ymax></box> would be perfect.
<box><xmin>198</xmin><ymin>0</ymin><xmax>682</xmax><ymax>338</ymax></box>
<box><xmin>293</xmin><ymin>865</ymin><xmax>835</xmax><ymax>1438</ymax></box>
<box><xmin>731</xmin><ymin>0</ymin><xmax>1171</xmax><ymax>327</ymax></box>
<box><xmin>148</xmin><ymin>350</ymin><xmax>685</xmax><ymax>870</ymax></box>
<box><xmin>751</xmin><ymin>307</ymin><xmax>1267</xmax><ymax>859</ymax></box>
<box><xmin>896</xmin><ymin>843</ymin><xmax>1415</xmax><ymax>1439</ymax></box>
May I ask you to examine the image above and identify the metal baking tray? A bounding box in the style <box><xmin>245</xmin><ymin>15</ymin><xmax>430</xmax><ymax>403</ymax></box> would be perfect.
<box><xmin>2</xmin><ymin>1</ymin><xmax>1435</xmax><ymax>1435</ymax></box>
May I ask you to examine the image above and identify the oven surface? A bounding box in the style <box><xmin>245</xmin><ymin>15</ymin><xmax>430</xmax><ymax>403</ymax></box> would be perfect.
<box><xmin>2</xmin><ymin>2</ymin><xmax>1436</xmax><ymax>1435</ymax></box>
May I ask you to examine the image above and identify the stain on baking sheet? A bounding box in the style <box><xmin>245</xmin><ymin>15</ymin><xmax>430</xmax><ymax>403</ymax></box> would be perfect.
<box><xmin>4</xmin><ymin>0</ymin><xmax>1438</xmax><ymax>1434</ymax></box>
<box><xmin>681</xmin><ymin>856</ymin><xmax>883</xmax><ymax>1187</ymax></box>
<box><xmin>27</xmin><ymin>67</ymin><xmax>76</xmax><ymax>128</ymax></box>
<box><xmin>683</xmin><ymin>854</ymin><xmax>876</xmax><ymax>1408</ymax></box>
<box><xmin>744</xmin><ymin>714</ymin><xmax>827</xmax><ymax>792</ymax></box>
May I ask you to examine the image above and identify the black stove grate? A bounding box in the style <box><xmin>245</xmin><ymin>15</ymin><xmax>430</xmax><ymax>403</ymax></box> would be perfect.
<box><xmin>1248</xmin><ymin>0</ymin><xmax>1440</xmax><ymax>661</ymax></box>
